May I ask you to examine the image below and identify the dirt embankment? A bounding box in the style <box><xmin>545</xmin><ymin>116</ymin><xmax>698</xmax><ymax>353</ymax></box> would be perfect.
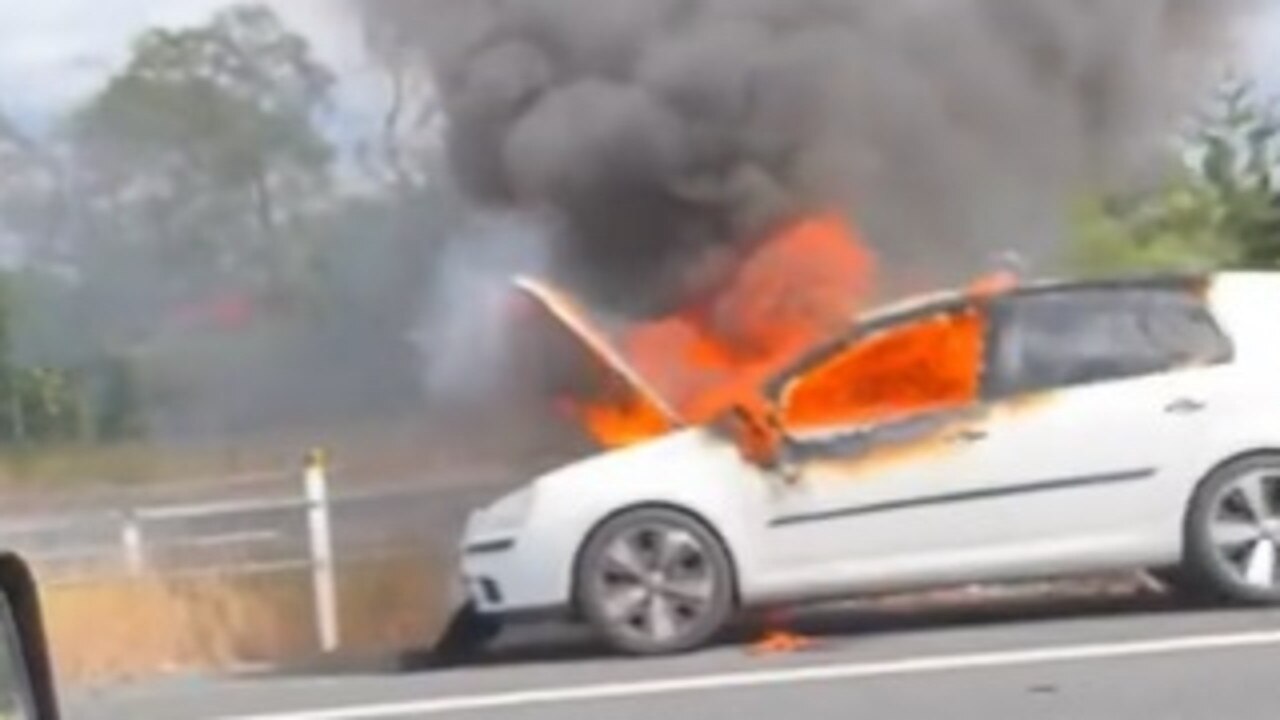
<box><xmin>39</xmin><ymin>553</ymin><xmax>452</xmax><ymax>685</ymax></box>
<box><xmin>6</xmin><ymin>416</ymin><xmax>571</xmax><ymax>685</ymax></box>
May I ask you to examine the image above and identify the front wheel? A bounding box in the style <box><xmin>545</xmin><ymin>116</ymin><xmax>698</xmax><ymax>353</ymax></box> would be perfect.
<box><xmin>576</xmin><ymin>508</ymin><xmax>735</xmax><ymax>655</ymax></box>
<box><xmin>1184</xmin><ymin>456</ymin><xmax>1280</xmax><ymax>604</ymax></box>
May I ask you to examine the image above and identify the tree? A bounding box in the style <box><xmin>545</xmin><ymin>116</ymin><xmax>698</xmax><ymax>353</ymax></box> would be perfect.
<box><xmin>1193</xmin><ymin>78</ymin><xmax>1280</xmax><ymax>266</ymax></box>
<box><xmin>1070</xmin><ymin>77</ymin><xmax>1280</xmax><ymax>275</ymax></box>
<box><xmin>71</xmin><ymin>4</ymin><xmax>335</xmax><ymax>313</ymax></box>
<box><xmin>1070</xmin><ymin>178</ymin><xmax>1239</xmax><ymax>275</ymax></box>
<box><xmin>355</xmin><ymin>3</ymin><xmax>468</xmax><ymax>371</ymax></box>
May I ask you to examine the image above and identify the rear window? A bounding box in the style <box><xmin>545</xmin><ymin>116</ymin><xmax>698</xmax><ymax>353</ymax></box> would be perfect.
<box><xmin>987</xmin><ymin>287</ymin><xmax>1231</xmax><ymax>398</ymax></box>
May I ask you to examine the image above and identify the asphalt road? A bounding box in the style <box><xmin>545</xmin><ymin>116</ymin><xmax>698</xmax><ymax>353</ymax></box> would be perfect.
<box><xmin>64</xmin><ymin>590</ymin><xmax>1280</xmax><ymax>720</ymax></box>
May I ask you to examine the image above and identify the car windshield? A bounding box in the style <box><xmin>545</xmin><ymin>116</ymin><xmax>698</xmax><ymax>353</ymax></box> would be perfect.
<box><xmin>2</xmin><ymin>3</ymin><xmax>1279</xmax><ymax>719</ymax></box>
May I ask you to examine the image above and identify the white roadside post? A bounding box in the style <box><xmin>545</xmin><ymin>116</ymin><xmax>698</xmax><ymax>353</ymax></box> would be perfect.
<box><xmin>305</xmin><ymin>447</ymin><xmax>340</xmax><ymax>652</ymax></box>
<box><xmin>120</xmin><ymin>511</ymin><xmax>145</xmax><ymax>576</ymax></box>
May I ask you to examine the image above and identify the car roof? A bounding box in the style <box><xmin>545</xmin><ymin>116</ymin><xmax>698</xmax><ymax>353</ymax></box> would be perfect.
<box><xmin>766</xmin><ymin>271</ymin><xmax>1218</xmax><ymax>398</ymax></box>
<box><xmin>856</xmin><ymin>271</ymin><xmax>1211</xmax><ymax>327</ymax></box>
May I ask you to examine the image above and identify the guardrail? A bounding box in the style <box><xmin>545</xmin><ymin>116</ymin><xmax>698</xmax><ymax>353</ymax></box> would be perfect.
<box><xmin>0</xmin><ymin>450</ymin><xmax>527</xmax><ymax>655</ymax></box>
<box><xmin>0</xmin><ymin>487</ymin><xmax>309</xmax><ymax>577</ymax></box>
<box><xmin>0</xmin><ymin>450</ymin><xmax>355</xmax><ymax>652</ymax></box>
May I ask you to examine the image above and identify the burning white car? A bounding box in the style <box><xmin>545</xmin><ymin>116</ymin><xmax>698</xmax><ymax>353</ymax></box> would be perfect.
<box><xmin>453</xmin><ymin>270</ymin><xmax>1280</xmax><ymax>656</ymax></box>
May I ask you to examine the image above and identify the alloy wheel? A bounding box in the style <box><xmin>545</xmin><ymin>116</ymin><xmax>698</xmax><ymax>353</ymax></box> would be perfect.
<box><xmin>1207</xmin><ymin>468</ymin><xmax>1280</xmax><ymax>590</ymax></box>
<box><xmin>592</xmin><ymin>522</ymin><xmax>718</xmax><ymax>646</ymax></box>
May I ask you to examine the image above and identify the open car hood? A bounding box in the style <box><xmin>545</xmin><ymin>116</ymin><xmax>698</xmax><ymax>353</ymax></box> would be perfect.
<box><xmin>512</xmin><ymin>277</ymin><xmax>685</xmax><ymax>431</ymax></box>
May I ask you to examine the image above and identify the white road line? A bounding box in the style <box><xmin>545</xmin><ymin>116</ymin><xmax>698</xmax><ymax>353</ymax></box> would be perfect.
<box><xmin>223</xmin><ymin>628</ymin><xmax>1280</xmax><ymax>720</ymax></box>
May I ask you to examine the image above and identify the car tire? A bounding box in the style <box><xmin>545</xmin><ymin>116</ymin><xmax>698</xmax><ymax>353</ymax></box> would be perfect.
<box><xmin>1147</xmin><ymin>566</ymin><xmax>1217</xmax><ymax>605</ymax></box>
<box><xmin>1184</xmin><ymin>455</ymin><xmax>1280</xmax><ymax>605</ymax></box>
<box><xmin>433</xmin><ymin>602</ymin><xmax>502</xmax><ymax>665</ymax></box>
<box><xmin>576</xmin><ymin>507</ymin><xmax>735</xmax><ymax>655</ymax></box>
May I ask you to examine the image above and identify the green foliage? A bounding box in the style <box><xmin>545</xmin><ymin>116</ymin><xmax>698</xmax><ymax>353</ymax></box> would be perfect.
<box><xmin>78</xmin><ymin>6</ymin><xmax>332</xmax><ymax>177</ymax></box>
<box><xmin>4</xmin><ymin>366</ymin><xmax>82</xmax><ymax>444</ymax></box>
<box><xmin>0</xmin><ymin>271</ymin><xmax>146</xmax><ymax>446</ymax></box>
<box><xmin>71</xmin><ymin>3</ymin><xmax>335</xmax><ymax>303</ymax></box>
<box><xmin>1071</xmin><ymin>77</ymin><xmax>1280</xmax><ymax>276</ymax></box>
<box><xmin>0</xmin><ymin>275</ymin><xmax>76</xmax><ymax>444</ymax></box>
<box><xmin>1193</xmin><ymin>78</ymin><xmax>1280</xmax><ymax>267</ymax></box>
<box><xmin>1070</xmin><ymin>179</ymin><xmax>1239</xmax><ymax>276</ymax></box>
<box><xmin>86</xmin><ymin>354</ymin><xmax>148</xmax><ymax>442</ymax></box>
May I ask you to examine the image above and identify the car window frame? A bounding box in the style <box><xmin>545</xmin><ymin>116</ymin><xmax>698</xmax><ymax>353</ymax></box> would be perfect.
<box><xmin>981</xmin><ymin>278</ymin><xmax>1234</xmax><ymax>403</ymax></box>
<box><xmin>765</xmin><ymin>295</ymin><xmax>992</xmax><ymax>439</ymax></box>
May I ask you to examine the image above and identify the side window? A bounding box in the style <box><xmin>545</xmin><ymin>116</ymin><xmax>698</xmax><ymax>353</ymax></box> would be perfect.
<box><xmin>987</xmin><ymin>287</ymin><xmax>1230</xmax><ymax>399</ymax></box>
<box><xmin>779</xmin><ymin>305</ymin><xmax>985</xmax><ymax>433</ymax></box>
<box><xmin>1139</xmin><ymin>290</ymin><xmax>1233</xmax><ymax>367</ymax></box>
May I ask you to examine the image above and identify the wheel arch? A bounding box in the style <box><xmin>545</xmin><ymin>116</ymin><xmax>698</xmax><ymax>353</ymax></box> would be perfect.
<box><xmin>1187</xmin><ymin>448</ymin><xmax>1280</xmax><ymax>503</ymax></box>
<box><xmin>567</xmin><ymin>502</ymin><xmax>743</xmax><ymax>619</ymax></box>
<box><xmin>1182</xmin><ymin>447</ymin><xmax>1280</xmax><ymax>537</ymax></box>
<box><xmin>1175</xmin><ymin>446</ymin><xmax>1280</xmax><ymax>603</ymax></box>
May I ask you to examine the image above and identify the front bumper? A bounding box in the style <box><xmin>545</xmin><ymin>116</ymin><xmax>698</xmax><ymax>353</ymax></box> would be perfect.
<box><xmin>458</xmin><ymin>510</ymin><xmax>574</xmax><ymax>616</ymax></box>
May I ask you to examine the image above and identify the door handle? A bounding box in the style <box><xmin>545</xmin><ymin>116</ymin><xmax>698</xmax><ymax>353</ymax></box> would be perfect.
<box><xmin>947</xmin><ymin>427</ymin><xmax>988</xmax><ymax>444</ymax></box>
<box><xmin>1165</xmin><ymin>398</ymin><xmax>1206</xmax><ymax>415</ymax></box>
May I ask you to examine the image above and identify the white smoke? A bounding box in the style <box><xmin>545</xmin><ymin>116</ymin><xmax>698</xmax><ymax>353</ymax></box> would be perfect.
<box><xmin>414</xmin><ymin>210</ymin><xmax>551</xmax><ymax>405</ymax></box>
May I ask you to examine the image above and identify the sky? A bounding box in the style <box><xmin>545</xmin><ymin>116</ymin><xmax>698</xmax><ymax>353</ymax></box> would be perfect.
<box><xmin>1252</xmin><ymin>1</ymin><xmax>1280</xmax><ymax>89</ymax></box>
<box><xmin>0</xmin><ymin>0</ymin><xmax>1278</xmax><ymax>138</ymax></box>
<box><xmin>0</xmin><ymin>0</ymin><xmax>381</xmax><ymax>138</ymax></box>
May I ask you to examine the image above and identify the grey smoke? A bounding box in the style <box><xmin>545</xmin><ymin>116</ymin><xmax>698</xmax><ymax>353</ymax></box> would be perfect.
<box><xmin>363</xmin><ymin>0</ymin><xmax>1254</xmax><ymax>316</ymax></box>
<box><xmin>415</xmin><ymin>211</ymin><xmax>550</xmax><ymax>405</ymax></box>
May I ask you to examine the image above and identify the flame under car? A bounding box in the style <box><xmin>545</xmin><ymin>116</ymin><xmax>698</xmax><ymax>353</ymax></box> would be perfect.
<box><xmin>453</xmin><ymin>271</ymin><xmax>1280</xmax><ymax>656</ymax></box>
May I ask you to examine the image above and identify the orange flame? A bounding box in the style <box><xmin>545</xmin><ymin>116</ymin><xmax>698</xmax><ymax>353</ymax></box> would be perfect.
<box><xmin>579</xmin><ymin>213</ymin><xmax>877</xmax><ymax>448</ymax></box>
<box><xmin>568</xmin><ymin>391</ymin><xmax>675</xmax><ymax>448</ymax></box>
<box><xmin>780</xmin><ymin>307</ymin><xmax>984</xmax><ymax>431</ymax></box>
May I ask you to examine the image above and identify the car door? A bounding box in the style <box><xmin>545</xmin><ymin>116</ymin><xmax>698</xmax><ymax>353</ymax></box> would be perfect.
<box><xmin>967</xmin><ymin>283</ymin><xmax>1235</xmax><ymax>563</ymax></box>
<box><xmin>760</xmin><ymin>298</ymin><xmax>1003</xmax><ymax>587</ymax></box>
<box><xmin>759</xmin><ymin>282</ymin><xmax>1234</xmax><ymax>595</ymax></box>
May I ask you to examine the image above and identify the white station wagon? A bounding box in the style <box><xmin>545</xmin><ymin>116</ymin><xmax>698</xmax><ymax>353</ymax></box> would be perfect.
<box><xmin>450</xmin><ymin>271</ymin><xmax>1280</xmax><ymax>656</ymax></box>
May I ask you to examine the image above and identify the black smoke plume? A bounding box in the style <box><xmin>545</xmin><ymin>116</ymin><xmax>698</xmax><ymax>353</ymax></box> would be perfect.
<box><xmin>363</xmin><ymin>0</ymin><xmax>1254</xmax><ymax>315</ymax></box>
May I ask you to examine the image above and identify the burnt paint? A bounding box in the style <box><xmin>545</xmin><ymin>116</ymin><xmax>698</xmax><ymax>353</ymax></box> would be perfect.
<box><xmin>787</xmin><ymin>406</ymin><xmax>985</xmax><ymax>474</ymax></box>
<box><xmin>782</xmin><ymin>390</ymin><xmax>1065</xmax><ymax>481</ymax></box>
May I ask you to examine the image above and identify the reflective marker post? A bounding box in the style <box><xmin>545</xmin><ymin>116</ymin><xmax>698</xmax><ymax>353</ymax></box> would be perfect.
<box><xmin>120</xmin><ymin>511</ymin><xmax>145</xmax><ymax>577</ymax></box>
<box><xmin>305</xmin><ymin>447</ymin><xmax>340</xmax><ymax>652</ymax></box>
